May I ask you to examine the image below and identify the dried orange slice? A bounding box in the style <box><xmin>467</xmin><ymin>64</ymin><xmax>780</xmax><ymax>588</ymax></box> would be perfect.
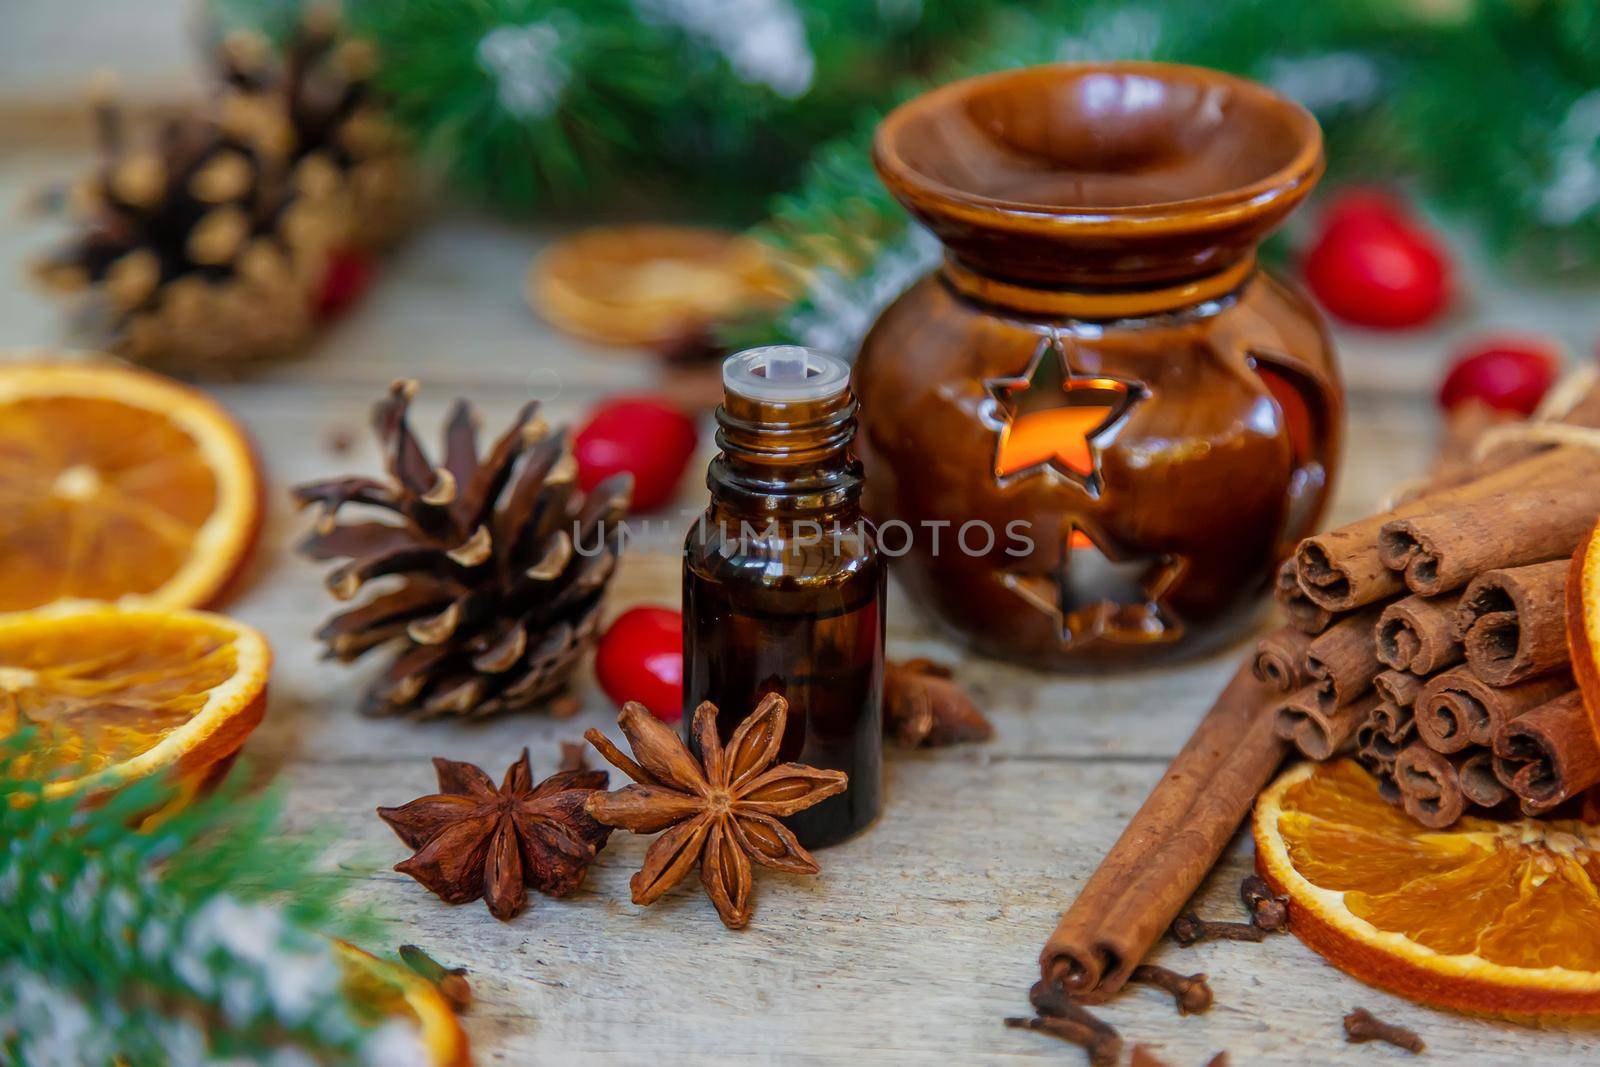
<box><xmin>0</xmin><ymin>600</ymin><xmax>270</xmax><ymax>798</ymax></box>
<box><xmin>1254</xmin><ymin>759</ymin><xmax>1600</xmax><ymax>1016</ymax></box>
<box><xmin>0</xmin><ymin>358</ymin><xmax>262</xmax><ymax>611</ymax></box>
<box><xmin>529</xmin><ymin>225</ymin><xmax>789</xmax><ymax>348</ymax></box>
<box><xmin>1566</xmin><ymin>522</ymin><xmax>1600</xmax><ymax>747</ymax></box>
<box><xmin>333</xmin><ymin>942</ymin><xmax>471</xmax><ymax>1067</ymax></box>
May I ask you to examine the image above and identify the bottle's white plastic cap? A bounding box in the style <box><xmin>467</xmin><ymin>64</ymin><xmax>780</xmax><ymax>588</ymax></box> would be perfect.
<box><xmin>722</xmin><ymin>345</ymin><xmax>850</xmax><ymax>403</ymax></box>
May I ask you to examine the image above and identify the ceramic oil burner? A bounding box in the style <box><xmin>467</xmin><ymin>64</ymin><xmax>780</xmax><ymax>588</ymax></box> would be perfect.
<box><xmin>854</xmin><ymin>62</ymin><xmax>1342</xmax><ymax>670</ymax></box>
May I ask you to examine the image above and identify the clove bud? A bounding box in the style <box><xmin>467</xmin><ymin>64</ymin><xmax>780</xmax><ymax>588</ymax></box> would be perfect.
<box><xmin>1128</xmin><ymin>1049</ymin><xmax>1231</xmax><ymax>1067</ymax></box>
<box><xmin>1006</xmin><ymin>1016</ymin><xmax>1122</xmax><ymax>1066</ymax></box>
<box><xmin>1344</xmin><ymin>1007</ymin><xmax>1424</xmax><ymax>1053</ymax></box>
<box><xmin>1240</xmin><ymin>874</ymin><xmax>1289</xmax><ymax>932</ymax></box>
<box><xmin>1016</xmin><ymin>980</ymin><xmax>1123</xmax><ymax>1065</ymax></box>
<box><xmin>1170</xmin><ymin>911</ymin><xmax>1266</xmax><ymax>946</ymax></box>
<box><xmin>397</xmin><ymin>944</ymin><xmax>473</xmax><ymax>1012</ymax></box>
<box><xmin>1130</xmin><ymin>963</ymin><xmax>1213</xmax><ymax>1015</ymax></box>
<box><xmin>1028</xmin><ymin>980</ymin><xmax>1118</xmax><ymax>1038</ymax></box>
<box><xmin>1130</xmin><ymin>1045</ymin><xmax>1173</xmax><ymax>1067</ymax></box>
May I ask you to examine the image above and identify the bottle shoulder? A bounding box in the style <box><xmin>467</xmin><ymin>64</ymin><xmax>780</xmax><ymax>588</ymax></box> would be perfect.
<box><xmin>683</xmin><ymin>510</ymin><xmax>883</xmax><ymax>585</ymax></box>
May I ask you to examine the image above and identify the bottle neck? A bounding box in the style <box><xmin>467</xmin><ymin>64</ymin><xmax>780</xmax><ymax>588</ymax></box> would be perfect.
<box><xmin>708</xmin><ymin>387</ymin><xmax>863</xmax><ymax>520</ymax></box>
<box><xmin>941</xmin><ymin>252</ymin><xmax>1257</xmax><ymax>319</ymax></box>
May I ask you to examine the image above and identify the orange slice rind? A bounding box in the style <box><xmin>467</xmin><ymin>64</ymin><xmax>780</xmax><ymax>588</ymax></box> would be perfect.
<box><xmin>1254</xmin><ymin>759</ymin><xmax>1600</xmax><ymax>1016</ymax></box>
<box><xmin>0</xmin><ymin>357</ymin><xmax>262</xmax><ymax>612</ymax></box>
<box><xmin>528</xmin><ymin>226</ymin><xmax>789</xmax><ymax>348</ymax></box>
<box><xmin>333</xmin><ymin>941</ymin><xmax>471</xmax><ymax>1067</ymax></box>
<box><xmin>1566</xmin><ymin>522</ymin><xmax>1600</xmax><ymax>750</ymax></box>
<box><xmin>0</xmin><ymin>600</ymin><xmax>270</xmax><ymax>798</ymax></box>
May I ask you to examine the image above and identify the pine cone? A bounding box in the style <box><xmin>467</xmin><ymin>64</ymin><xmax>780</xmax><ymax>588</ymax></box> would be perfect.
<box><xmin>294</xmin><ymin>381</ymin><xmax>631</xmax><ymax>718</ymax></box>
<box><xmin>31</xmin><ymin>9</ymin><xmax>409</xmax><ymax>373</ymax></box>
<box><xmin>31</xmin><ymin>98</ymin><xmax>317</xmax><ymax>373</ymax></box>
<box><xmin>215</xmin><ymin>11</ymin><xmax>412</xmax><ymax>252</ymax></box>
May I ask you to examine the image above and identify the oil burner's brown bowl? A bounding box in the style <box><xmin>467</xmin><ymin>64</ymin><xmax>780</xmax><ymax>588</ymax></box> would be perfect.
<box><xmin>855</xmin><ymin>63</ymin><xmax>1342</xmax><ymax>670</ymax></box>
<box><xmin>874</xmin><ymin>61</ymin><xmax>1324</xmax><ymax>288</ymax></box>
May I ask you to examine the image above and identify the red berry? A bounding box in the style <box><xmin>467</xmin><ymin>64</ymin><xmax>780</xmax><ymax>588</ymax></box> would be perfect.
<box><xmin>1438</xmin><ymin>335</ymin><xmax>1562</xmax><ymax>416</ymax></box>
<box><xmin>1302</xmin><ymin>192</ymin><xmax>1452</xmax><ymax>330</ymax></box>
<box><xmin>314</xmin><ymin>247</ymin><xmax>375</xmax><ymax>321</ymax></box>
<box><xmin>574</xmin><ymin>397</ymin><xmax>698</xmax><ymax>513</ymax></box>
<box><xmin>1317</xmin><ymin>187</ymin><xmax>1409</xmax><ymax>233</ymax></box>
<box><xmin>594</xmin><ymin>606</ymin><xmax>683</xmax><ymax>722</ymax></box>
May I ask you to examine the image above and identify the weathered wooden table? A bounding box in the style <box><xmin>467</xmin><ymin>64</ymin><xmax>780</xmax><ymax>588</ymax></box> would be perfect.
<box><xmin>4</xmin><ymin>143</ymin><xmax>1600</xmax><ymax>1063</ymax></box>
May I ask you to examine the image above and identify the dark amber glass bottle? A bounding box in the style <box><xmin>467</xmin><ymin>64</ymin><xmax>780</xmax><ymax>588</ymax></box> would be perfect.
<box><xmin>683</xmin><ymin>346</ymin><xmax>884</xmax><ymax>848</ymax></box>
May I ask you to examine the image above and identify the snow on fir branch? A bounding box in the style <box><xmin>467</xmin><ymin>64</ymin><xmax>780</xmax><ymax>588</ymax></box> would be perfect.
<box><xmin>0</xmin><ymin>736</ymin><xmax>415</xmax><ymax>1066</ymax></box>
<box><xmin>633</xmin><ymin>0</ymin><xmax>815</xmax><ymax>98</ymax></box>
<box><xmin>1540</xmin><ymin>90</ymin><xmax>1600</xmax><ymax>228</ymax></box>
<box><xmin>477</xmin><ymin>18</ymin><xmax>574</xmax><ymax>120</ymax></box>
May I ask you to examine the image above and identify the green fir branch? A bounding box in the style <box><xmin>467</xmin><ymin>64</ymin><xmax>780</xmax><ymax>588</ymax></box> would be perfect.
<box><xmin>0</xmin><ymin>737</ymin><xmax>409</xmax><ymax>1066</ymax></box>
<box><xmin>212</xmin><ymin>0</ymin><xmax>1000</xmax><ymax>215</ymax></box>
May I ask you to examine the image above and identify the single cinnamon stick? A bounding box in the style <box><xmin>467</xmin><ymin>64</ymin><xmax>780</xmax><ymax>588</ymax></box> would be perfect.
<box><xmin>1294</xmin><ymin>447</ymin><xmax>1600</xmax><ymax>612</ymax></box>
<box><xmin>1427</xmin><ymin>401</ymin><xmax>1518</xmax><ymax>487</ymax></box>
<box><xmin>1253</xmin><ymin>626</ymin><xmax>1315</xmax><ymax>693</ymax></box>
<box><xmin>1492</xmin><ymin>691</ymin><xmax>1600</xmax><ymax>809</ymax></box>
<box><xmin>1378</xmin><ymin>484</ymin><xmax>1600</xmax><ymax>597</ymax></box>
<box><xmin>1356</xmin><ymin>720</ymin><xmax>1397</xmax><ymax>779</ymax></box>
<box><xmin>1413</xmin><ymin>665</ymin><xmax>1573</xmax><ymax>753</ymax></box>
<box><xmin>1394</xmin><ymin>742</ymin><xmax>1469</xmax><ymax>828</ymax></box>
<box><xmin>1458</xmin><ymin>749</ymin><xmax>1511</xmax><ymax>808</ymax></box>
<box><xmin>1557</xmin><ymin>379</ymin><xmax>1600</xmax><ymax>428</ymax></box>
<box><xmin>1375</xmin><ymin>766</ymin><xmax>1401</xmax><ymax>805</ymax></box>
<box><xmin>1275</xmin><ymin>559</ymin><xmax>1333</xmax><ymax>634</ymax></box>
<box><xmin>1516</xmin><ymin>799</ymin><xmax>1547</xmax><ymax>816</ymax></box>
<box><xmin>1274</xmin><ymin>689</ymin><xmax>1382</xmax><ymax>762</ymax></box>
<box><xmin>1373</xmin><ymin>669</ymin><xmax>1423</xmax><ymax>709</ymax></box>
<box><xmin>1304</xmin><ymin>603</ymin><xmax>1388</xmax><ymax>709</ymax></box>
<box><xmin>1039</xmin><ymin>665</ymin><xmax>1285</xmax><ymax>1002</ymax></box>
<box><xmin>1372</xmin><ymin>699</ymin><xmax>1414</xmax><ymax>740</ymax></box>
<box><xmin>1357</xmin><ymin>701</ymin><xmax>1413</xmax><ymax>763</ymax></box>
<box><xmin>1457</xmin><ymin>560</ymin><xmax>1570</xmax><ymax>685</ymax></box>
<box><xmin>1428</xmin><ymin>386</ymin><xmax>1600</xmax><ymax>492</ymax></box>
<box><xmin>1376</xmin><ymin>594</ymin><xmax>1463</xmax><ymax>674</ymax></box>
<box><xmin>1357</xmin><ymin>700</ymin><xmax>1412</xmax><ymax>806</ymax></box>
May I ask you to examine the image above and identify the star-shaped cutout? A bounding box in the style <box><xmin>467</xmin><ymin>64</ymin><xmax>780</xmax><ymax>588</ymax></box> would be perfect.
<box><xmin>1000</xmin><ymin>522</ymin><xmax>1185</xmax><ymax>647</ymax></box>
<box><xmin>985</xmin><ymin>334</ymin><xmax>1144</xmax><ymax>497</ymax></box>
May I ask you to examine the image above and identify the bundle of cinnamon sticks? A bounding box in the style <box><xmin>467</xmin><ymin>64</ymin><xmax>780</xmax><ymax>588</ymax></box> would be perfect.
<box><xmin>1260</xmin><ymin>434</ymin><xmax>1600</xmax><ymax>827</ymax></box>
<box><xmin>1039</xmin><ymin>384</ymin><xmax>1600</xmax><ymax>1003</ymax></box>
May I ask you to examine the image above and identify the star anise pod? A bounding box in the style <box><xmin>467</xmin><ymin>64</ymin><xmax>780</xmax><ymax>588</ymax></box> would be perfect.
<box><xmin>558</xmin><ymin>740</ymin><xmax>589</xmax><ymax>772</ymax></box>
<box><xmin>883</xmin><ymin>658</ymin><xmax>993</xmax><ymax>748</ymax></box>
<box><xmin>584</xmin><ymin>694</ymin><xmax>848</xmax><ymax>929</ymax></box>
<box><xmin>377</xmin><ymin>749</ymin><xmax>610</xmax><ymax>921</ymax></box>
